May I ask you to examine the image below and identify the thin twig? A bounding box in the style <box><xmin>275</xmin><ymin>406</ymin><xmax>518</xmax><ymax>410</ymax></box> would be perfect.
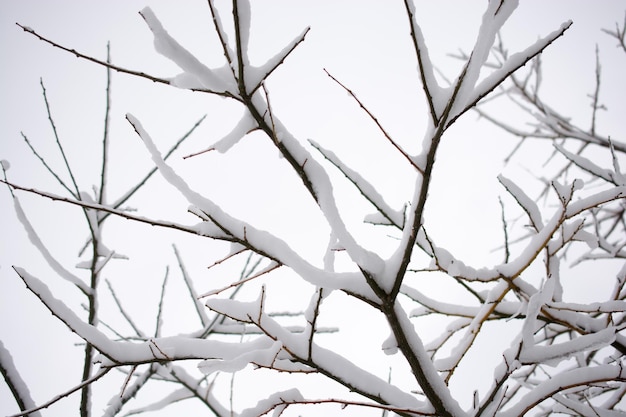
<box><xmin>324</xmin><ymin>69</ymin><xmax>424</xmax><ymax>174</ymax></box>
<box><xmin>108</xmin><ymin>114</ymin><xmax>207</xmax><ymax>214</ymax></box>
<box><xmin>307</xmin><ymin>287</ymin><xmax>325</xmax><ymax>361</ymax></box>
<box><xmin>1</xmin><ymin>179</ymin><xmax>229</xmax><ymax>239</ymax></box>
<box><xmin>154</xmin><ymin>266</ymin><xmax>169</xmax><ymax>338</ymax></box>
<box><xmin>601</xmin><ymin>11</ymin><xmax>626</xmax><ymax>54</ymax></box>
<box><xmin>590</xmin><ymin>45</ymin><xmax>603</xmax><ymax>136</ymax></box>
<box><xmin>248</xmin><ymin>27</ymin><xmax>311</xmax><ymax>96</ymax></box>
<box><xmin>173</xmin><ymin>245</ymin><xmax>210</xmax><ymax>327</ymax></box>
<box><xmin>99</xmin><ymin>42</ymin><xmax>112</xmax><ymax>205</ymax></box>
<box><xmin>199</xmin><ymin>261</ymin><xmax>282</xmax><ymax>298</ymax></box>
<box><xmin>19</xmin><ymin>132</ymin><xmax>75</xmax><ymax>197</ymax></box>
<box><xmin>40</xmin><ymin>79</ymin><xmax>81</xmax><ymax>198</ymax></box>
<box><xmin>105</xmin><ymin>279</ymin><xmax>145</xmax><ymax>338</ymax></box>
<box><xmin>8</xmin><ymin>367</ymin><xmax>111</xmax><ymax>417</ymax></box>
<box><xmin>16</xmin><ymin>23</ymin><xmax>237</xmax><ymax>99</ymax></box>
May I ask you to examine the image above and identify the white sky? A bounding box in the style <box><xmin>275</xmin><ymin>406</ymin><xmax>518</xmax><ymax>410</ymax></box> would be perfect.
<box><xmin>1</xmin><ymin>1</ymin><xmax>625</xmax><ymax>416</ymax></box>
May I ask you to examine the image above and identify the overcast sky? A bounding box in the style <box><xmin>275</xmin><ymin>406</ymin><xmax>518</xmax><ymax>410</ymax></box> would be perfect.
<box><xmin>1</xmin><ymin>1</ymin><xmax>625</xmax><ymax>415</ymax></box>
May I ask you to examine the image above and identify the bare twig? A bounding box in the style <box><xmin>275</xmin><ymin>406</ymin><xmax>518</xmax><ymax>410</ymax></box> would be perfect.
<box><xmin>602</xmin><ymin>11</ymin><xmax>626</xmax><ymax>54</ymax></box>
<box><xmin>154</xmin><ymin>266</ymin><xmax>169</xmax><ymax>338</ymax></box>
<box><xmin>19</xmin><ymin>131</ymin><xmax>75</xmax><ymax>197</ymax></box>
<box><xmin>98</xmin><ymin>43</ymin><xmax>112</xmax><ymax>205</ymax></box>
<box><xmin>105</xmin><ymin>279</ymin><xmax>145</xmax><ymax>338</ymax></box>
<box><xmin>324</xmin><ymin>69</ymin><xmax>424</xmax><ymax>174</ymax></box>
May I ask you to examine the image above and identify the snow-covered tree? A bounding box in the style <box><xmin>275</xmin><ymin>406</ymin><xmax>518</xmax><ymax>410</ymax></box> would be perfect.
<box><xmin>2</xmin><ymin>1</ymin><xmax>625</xmax><ymax>416</ymax></box>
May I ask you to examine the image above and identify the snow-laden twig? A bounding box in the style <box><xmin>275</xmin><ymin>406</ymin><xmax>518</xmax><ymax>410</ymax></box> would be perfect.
<box><xmin>556</xmin><ymin>144</ymin><xmax>626</xmax><ymax>186</ymax></box>
<box><xmin>140</xmin><ymin>8</ymin><xmax>236</xmax><ymax>95</ymax></box>
<box><xmin>11</xmin><ymin>194</ymin><xmax>91</xmax><ymax>295</ymax></box>
<box><xmin>206</xmin><ymin>295</ymin><xmax>430</xmax><ymax>416</ymax></box>
<box><xmin>127</xmin><ymin>112</ymin><xmax>381</xmax><ymax>300</ymax></box>
<box><xmin>246</xmin><ymin>27</ymin><xmax>310</xmax><ymax>94</ymax></box>
<box><xmin>310</xmin><ymin>139</ymin><xmax>404</xmax><ymax>228</ymax></box>
<box><xmin>184</xmin><ymin>110</ymin><xmax>257</xmax><ymax>158</ymax></box>
<box><xmin>402</xmin><ymin>0</ymin><xmax>443</xmax><ymax>124</ymax></box>
<box><xmin>15</xmin><ymin>23</ymin><xmax>237</xmax><ymax>97</ymax></box>
<box><xmin>0</xmin><ymin>340</ymin><xmax>42</xmax><ymax>417</ymax></box>
<box><xmin>13</xmin><ymin>267</ymin><xmax>281</xmax><ymax>366</ymax></box>
<box><xmin>102</xmin><ymin>364</ymin><xmax>156</xmax><ymax>417</ymax></box>
<box><xmin>451</xmin><ymin>19</ymin><xmax>572</xmax><ymax>125</ymax></box>
<box><xmin>498</xmin><ymin>363</ymin><xmax>626</xmax><ymax>417</ymax></box>
<box><xmin>499</xmin><ymin>175</ymin><xmax>544</xmax><ymax>231</ymax></box>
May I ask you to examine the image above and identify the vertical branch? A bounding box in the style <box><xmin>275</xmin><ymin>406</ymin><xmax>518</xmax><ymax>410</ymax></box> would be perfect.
<box><xmin>81</xmin><ymin>234</ymin><xmax>98</xmax><ymax>417</ymax></box>
<box><xmin>80</xmin><ymin>43</ymin><xmax>118</xmax><ymax>416</ymax></box>
<box><xmin>589</xmin><ymin>45</ymin><xmax>603</xmax><ymax>136</ymax></box>
<box><xmin>155</xmin><ymin>267</ymin><xmax>170</xmax><ymax>338</ymax></box>
<box><xmin>40</xmin><ymin>79</ymin><xmax>80</xmax><ymax>199</ymax></box>
<box><xmin>98</xmin><ymin>43</ymin><xmax>112</xmax><ymax>205</ymax></box>
<box><xmin>499</xmin><ymin>197</ymin><xmax>511</xmax><ymax>263</ymax></box>
<box><xmin>207</xmin><ymin>0</ymin><xmax>236</xmax><ymax>78</ymax></box>
<box><xmin>390</xmin><ymin>62</ymin><xmax>471</xmax><ymax>301</ymax></box>
<box><xmin>232</xmin><ymin>0</ymin><xmax>247</xmax><ymax>95</ymax></box>
<box><xmin>307</xmin><ymin>287</ymin><xmax>325</xmax><ymax>361</ymax></box>
<box><xmin>402</xmin><ymin>0</ymin><xmax>441</xmax><ymax>124</ymax></box>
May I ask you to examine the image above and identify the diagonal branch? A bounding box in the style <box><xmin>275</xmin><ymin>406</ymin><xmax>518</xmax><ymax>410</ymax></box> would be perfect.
<box><xmin>324</xmin><ymin>69</ymin><xmax>423</xmax><ymax>174</ymax></box>
<box><xmin>402</xmin><ymin>0</ymin><xmax>441</xmax><ymax>124</ymax></box>
<box><xmin>16</xmin><ymin>23</ymin><xmax>237</xmax><ymax>99</ymax></box>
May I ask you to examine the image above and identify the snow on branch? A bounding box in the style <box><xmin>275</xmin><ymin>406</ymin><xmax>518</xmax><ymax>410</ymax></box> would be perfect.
<box><xmin>452</xmin><ymin>18</ymin><xmax>572</xmax><ymax>124</ymax></box>
<box><xmin>123</xmin><ymin>365</ymin><xmax>229</xmax><ymax>416</ymax></box>
<box><xmin>13</xmin><ymin>267</ymin><xmax>280</xmax><ymax>366</ymax></box>
<box><xmin>499</xmin><ymin>364</ymin><xmax>626</xmax><ymax>417</ymax></box>
<box><xmin>245</xmin><ymin>93</ymin><xmax>387</xmax><ymax>277</ymax></box>
<box><xmin>184</xmin><ymin>110</ymin><xmax>257</xmax><ymax>158</ymax></box>
<box><xmin>7</xmin><ymin>1</ymin><xmax>626</xmax><ymax>415</ymax></box>
<box><xmin>0</xmin><ymin>341</ymin><xmax>41</xmax><ymax>417</ymax></box>
<box><xmin>11</xmin><ymin>194</ymin><xmax>92</xmax><ymax>295</ymax></box>
<box><xmin>498</xmin><ymin>175</ymin><xmax>544</xmax><ymax>231</ymax></box>
<box><xmin>140</xmin><ymin>7</ymin><xmax>236</xmax><ymax>95</ymax></box>
<box><xmin>245</xmin><ymin>26</ymin><xmax>310</xmax><ymax>94</ymax></box>
<box><xmin>205</xmin><ymin>295</ymin><xmax>430</xmax><ymax>414</ymax></box>
<box><xmin>520</xmin><ymin>327</ymin><xmax>616</xmax><ymax>365</ymax></box>
<box><xmin>14</xmin><ymin>23</ymin><xmax>226</xmax><ymax>97</ymax></box>
<box><xmin>402</xmin><ymin>0</ymin><xmax>444</xmax><ymax>123</ymax></box>
<box><xmin>556</xmin><ymin>143</ymin><xmax>626</xmax><ymax>186</ymax></box>
<box><xmin>446</xmin><ymin>0</ymin><xmax>521</xmax><ymax>121</ymax></box>
<box><xmin>127</xmin><ymin>113</ymin><xmax>380</xmax><ymax>300</ymax></box>
<box><xmin>310</xmin><ymin>139</ymin><xmax>405</xmax><ymax>228</ymax></box>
